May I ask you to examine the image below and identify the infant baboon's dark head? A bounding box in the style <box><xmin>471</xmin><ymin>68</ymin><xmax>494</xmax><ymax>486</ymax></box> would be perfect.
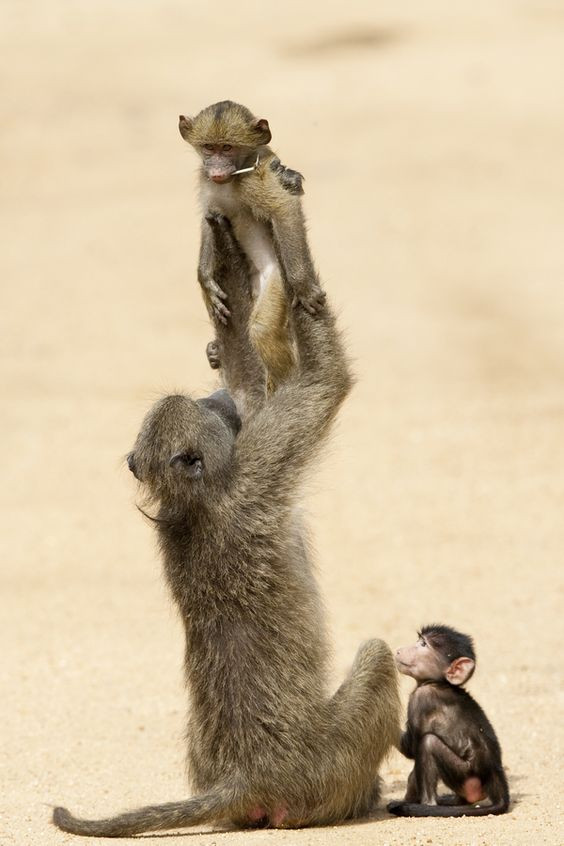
<box><xmin>127</xmin><ymin>389</ymin><xmax>241</xmax><ymax>504</ymax></box>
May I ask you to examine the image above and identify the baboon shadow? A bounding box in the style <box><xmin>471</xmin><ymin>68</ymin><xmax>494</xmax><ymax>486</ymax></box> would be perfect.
<box><xmin>134</xmin><ymin>813</ymin><xmax>391</xmax><ymax>839</ymax></box>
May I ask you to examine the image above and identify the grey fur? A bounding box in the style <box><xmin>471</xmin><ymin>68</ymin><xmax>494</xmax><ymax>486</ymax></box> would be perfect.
<box><xmin>270</xmin><ymin>156</ymin><xmax>305</xmax><ymax>195</ymax></box>
<box><xmin>52</xmin><ymin>217</ymin><xmax>400</xmax><ymax>836</ymax></box>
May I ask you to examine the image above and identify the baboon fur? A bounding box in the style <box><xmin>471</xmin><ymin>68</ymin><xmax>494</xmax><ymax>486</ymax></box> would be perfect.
<box><xmin>181</xmin><ymin>100</ymin><xmax>324</xmax><ymax>391</ymax></box>
<box><xmin>53</xmin><ymin>217</ymin><xmax>400</xmax><ymax>837</ymax></box>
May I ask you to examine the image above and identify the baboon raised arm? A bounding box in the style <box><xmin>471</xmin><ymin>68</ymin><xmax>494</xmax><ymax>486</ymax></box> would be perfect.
<box><xmin>203</xmin><ymin>213</ymin><xmax>267</xmax><ymax>415</ymax></box>
<box><xmin>205</xmin><ymin>211</ymin><xmax>350</xmax><ymax>489</ymax></box>
<box><xmin>233</xmin><ymin>272</ymin><xmax>351</xmax><ymax>502</ymax></box>
<box><xmin>203</xmin><ymin>216</ymin><xmax>350</xmax><ymax>509</ymax></box>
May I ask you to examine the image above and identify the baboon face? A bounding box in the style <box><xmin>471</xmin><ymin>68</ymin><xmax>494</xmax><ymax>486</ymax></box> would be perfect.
<box><xmin>127</xmin><ymin>390</ymin><xmax>241</xmax><ymax>501</ymax></box>
<box><xmin>395</xmin><ymin>635</ymin><xmax>447</xmax><ymax>682</ymax></box>
<box><xmin>179</xmin><ymin>100</ymin><xmax>271</xmax><ymax>184</ymax></box>
<box><xmin>395</xmin><ymin>627</ymin><xmax>476</xmax><ymax>686</ymax></box>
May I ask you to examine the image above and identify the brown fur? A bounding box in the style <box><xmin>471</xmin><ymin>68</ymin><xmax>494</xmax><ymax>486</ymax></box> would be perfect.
<box><xmin>180</xmin><ymin>100</ymin><xmax>324</xmax><ymax>391</ymax></box>
<box><xmin>52</xmin><ymin>217</ymin><xmax>400</xmax><ymax>838</ymax></box>
<box><xmin>388</xmin><ymin>625</ymin><xmax>510</xmax><ymax>817</ymax></box>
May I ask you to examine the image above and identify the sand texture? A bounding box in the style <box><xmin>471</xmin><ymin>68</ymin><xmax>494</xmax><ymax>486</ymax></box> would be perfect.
<box><xmin>2</xmin><ymin>1</ymin><xmax>563</xmax><ymax>844</ymax></box>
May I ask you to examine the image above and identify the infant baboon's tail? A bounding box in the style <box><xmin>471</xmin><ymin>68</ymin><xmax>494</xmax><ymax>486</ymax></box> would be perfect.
<box><xmin>52</xmin><ymin>789</ymin><xmax>231</xmax><ymax>837</ymax></box>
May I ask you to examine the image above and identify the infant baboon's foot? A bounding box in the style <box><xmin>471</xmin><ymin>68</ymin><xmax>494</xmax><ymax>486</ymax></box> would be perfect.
<box><xmin>206</xmin><ymin>340</ymin><xmax>221</xmax><ymax>370</ymax></box>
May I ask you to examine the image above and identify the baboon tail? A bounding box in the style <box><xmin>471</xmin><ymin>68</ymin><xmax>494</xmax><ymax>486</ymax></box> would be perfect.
<box><xmin>387</xmin><ymin>793</ymin><xmax>510</xmax><ymax>817</ymax></box>
<box><xmin>52</xmin><ymin>789</ymin><xmax>231</xmax><ymax>837</ymax></box>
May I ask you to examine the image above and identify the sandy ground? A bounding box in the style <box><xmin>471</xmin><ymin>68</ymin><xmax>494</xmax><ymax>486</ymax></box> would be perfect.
<box><xmin>2</xmin><ymin>2</ymin><xmax>564</xmax><ymax>844</ymax></box>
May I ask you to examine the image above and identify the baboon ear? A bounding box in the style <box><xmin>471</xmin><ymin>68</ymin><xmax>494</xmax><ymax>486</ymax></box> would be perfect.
<box><xmin>169</xmin><ymin>451</ymin><xmax>203</xmax><ymax>480</ymax></box>
<box><xmin>445</xmin><ymin>657</ymin><xmax>475</xmax><ymax>686</ymax></box>
<box><xmin>178</xmin><ymin>115</ymin><xmax>193</xmax><ymax>141</ymax></box>
<box><xmin>254</xmin><ymin>118</ymin><xmax>271</xmax><ymax>144</ymax></box>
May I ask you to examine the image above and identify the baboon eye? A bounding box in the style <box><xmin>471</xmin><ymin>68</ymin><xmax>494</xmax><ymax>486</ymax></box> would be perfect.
<box><xmin>222</xmin><ymin>144</ymin><xmax>232</xmax><ymax>152</ymax></box>
<box><xmin>203</xmin><ymin>144</ymin><xmax>214</xmax><ymax>152</ymax></box>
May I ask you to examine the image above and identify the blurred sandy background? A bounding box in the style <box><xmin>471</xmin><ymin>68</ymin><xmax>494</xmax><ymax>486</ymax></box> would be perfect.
<box><xmin>2</xmin><ymin>1</ymin><xmax>563</xmax><ymax>844</ymax></box>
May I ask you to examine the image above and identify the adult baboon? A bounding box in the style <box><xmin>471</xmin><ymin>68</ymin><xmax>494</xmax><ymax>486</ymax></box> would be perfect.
<box><xmin>53</xmin><ymin>216</ymin><xmax>400</xmax><ymax>836</ymax></box>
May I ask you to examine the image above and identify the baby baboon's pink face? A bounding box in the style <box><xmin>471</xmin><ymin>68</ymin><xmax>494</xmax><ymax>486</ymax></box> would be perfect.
<box><xmin>394</xmin><ymin>636</ymin><xmax>445</xmax><ymax>682</ymax></box>
<box><xmin>395</xmin><ymin>630</ymin><xmax>476</xmax><ymax>686</ymax></box>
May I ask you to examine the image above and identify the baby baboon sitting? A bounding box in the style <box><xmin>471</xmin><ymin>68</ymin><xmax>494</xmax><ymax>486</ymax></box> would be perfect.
<box><xmin>53</xmin><ymin>216</ymin><xmax>400</xmax><ymax>837</ymax></box>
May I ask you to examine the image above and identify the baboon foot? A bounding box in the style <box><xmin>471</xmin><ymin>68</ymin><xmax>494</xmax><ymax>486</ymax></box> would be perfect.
<box><xmin>206</xmin><ymin>340</ymin><xmax>221</xmax><ymax>370</ymax></box>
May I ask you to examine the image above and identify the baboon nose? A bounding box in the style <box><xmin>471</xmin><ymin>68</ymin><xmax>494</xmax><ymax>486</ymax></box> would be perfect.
<box><xmin>127</xmin><ymin>452</ymin><xmax>138</xmax><ymax>477</ymax></box>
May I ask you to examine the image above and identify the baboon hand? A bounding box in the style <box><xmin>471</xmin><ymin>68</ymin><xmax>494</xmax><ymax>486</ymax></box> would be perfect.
<box><xmin>206</xmin><ymin>340</ymin><xmax>221</xmax><ymax>370</ymax></box>
<box><xmin>292</xmin><ymin>283</ymin><xmax>327</xmax><ymax>315</ymax></box>
<box><xmin>202</xmin><ymin>278</ymin><xmax>231</xmax><ymax>324</ymax></box>
<box><xmin>205</xmin><ymin>211</ymin><xmax>232</xmax><ymax>230</ymax></box>
<box><xmin>270</xmin><ymin>157</ymin><xmax>304</xmax><ymax>196</ymax></box>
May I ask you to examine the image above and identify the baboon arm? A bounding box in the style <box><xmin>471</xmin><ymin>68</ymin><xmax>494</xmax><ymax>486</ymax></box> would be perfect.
<box><xmin>205</xmin><ymin>214</ymin><xmax>266</xmax><ymax>411</ymax></box>
<box><xmin>197</xmin><ymin>221</ymin><xmax>231</xmax><ymax>324</ymax></box>
<box><xmin>234</xmin><ymin>301</ymin><xmax>353</xmax><ymax>500</ymax></box>
<box><xmin>197</xmin><ymin>222</ymin><xmax>214</xmax><ymax>294</ymax></box>
<box><xmin>271</xmin><ymin>204</ymin><xmax>320</xmax><ymax>305</ymax></box>
<box><xmin>400</xmin><ymin>728</ymin><xmax>417</xmax><ymax>759</ymax></box>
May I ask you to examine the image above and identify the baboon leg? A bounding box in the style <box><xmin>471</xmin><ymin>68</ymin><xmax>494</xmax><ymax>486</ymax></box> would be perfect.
<box><xmin>329</xmin><ymin>639</ymin><xmax>400</xmax><ymax>735</ymax></box>
<box><xmin>327</xmin><ymin>639</ymin><xmax>400</xmax><ymax>813</ymax></box>
<box><xmin>415</xmin><ymin>734</ymin><xmax>441</xmax><ymax>804</ymax></box>
<box><xmin>419</xmin><ymin>734</ymin><xmax>485</xmax><ymax>803</ymax></box>
<box><xmin>249</xmin><ymin>271</ymin><xmax>295</xmax><ymax>392</ymax></box>
<box><xmin>404</xmin><ymin>768</ymin><xmax>420</xmax><ymax>802</ymax></box>
<box><xmin>205</xmin><ymin>213</ymin><xmax>267</xmax><ymax>412</ymax></box>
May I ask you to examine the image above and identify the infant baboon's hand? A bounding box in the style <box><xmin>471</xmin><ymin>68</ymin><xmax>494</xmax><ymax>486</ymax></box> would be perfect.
<box><xmin>270</xmin><ymin>157</ymin><xmax>304</xmax><ymax>196</ymax></box>
<box><xmin>292</xmin><ymin>283</ymin><xmax>327</xmax><ymax>316</ymax></box>
<box><xmin>202</xmin><ymin>278</ymin><xmax>231</xmax><ymax>324</ymax></box>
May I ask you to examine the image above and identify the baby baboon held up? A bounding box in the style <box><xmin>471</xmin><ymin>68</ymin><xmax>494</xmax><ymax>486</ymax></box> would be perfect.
<box><xmin>180</xmin><ymin>100</ymin><xmax>325</xmax><ymax>391</ymax></box>
<box><xmin>53</xmin><ymin>217</ymin><xmax>400</xmax><ymax>836</ymax></box>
